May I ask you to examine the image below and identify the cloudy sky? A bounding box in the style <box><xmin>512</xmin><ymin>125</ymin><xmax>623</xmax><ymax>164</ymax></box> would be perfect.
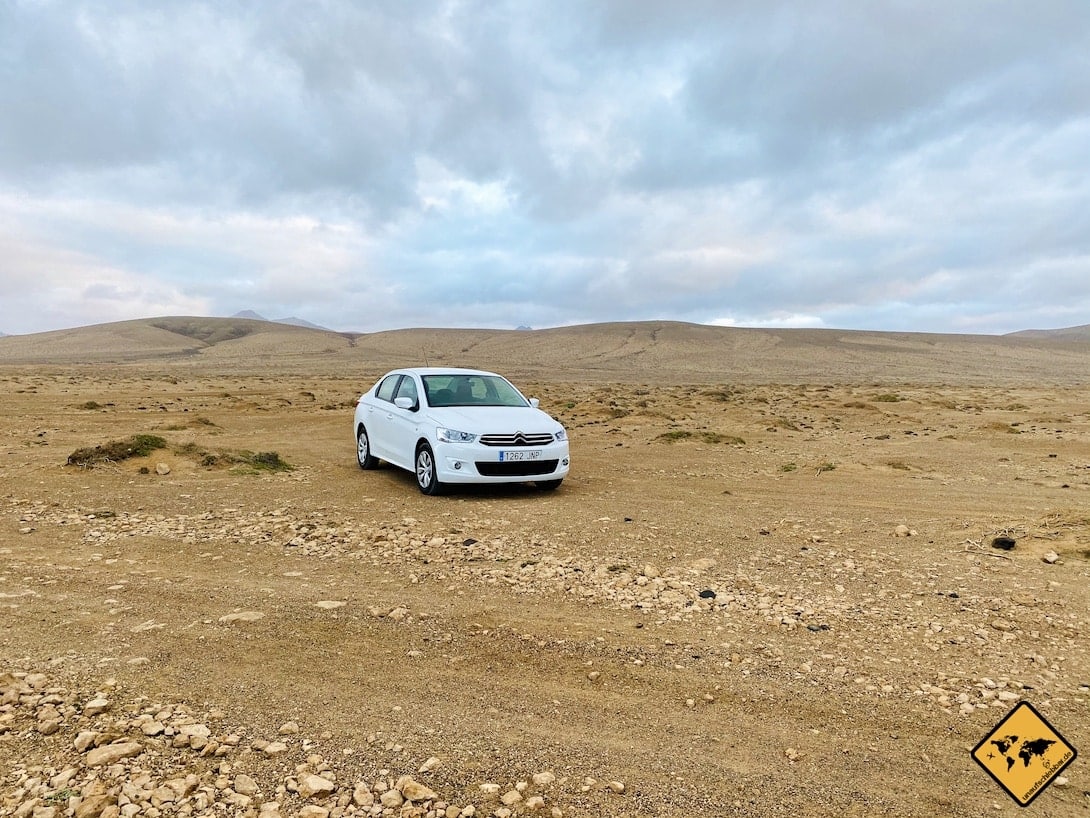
<box><xmin>1</xmin><ymin>1</ymin><xmax>1087</xmax><ymax>336</ymax></box>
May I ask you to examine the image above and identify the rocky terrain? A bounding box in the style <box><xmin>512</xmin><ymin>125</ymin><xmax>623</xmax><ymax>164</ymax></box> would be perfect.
<box><xmin>1</xmin><ymin>320</ymin><xmax>1089</xmax><ymax>817</ymax></box>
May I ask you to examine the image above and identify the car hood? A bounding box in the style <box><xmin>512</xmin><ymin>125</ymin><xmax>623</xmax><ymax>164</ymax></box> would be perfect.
<box><xmin>424</xmin><ymin>405</ymin><xmax>563</xmax><ymax>434</ymax></box>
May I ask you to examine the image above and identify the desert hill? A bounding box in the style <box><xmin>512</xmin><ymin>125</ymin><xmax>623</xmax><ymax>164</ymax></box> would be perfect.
<box><xmin>1</xmin><ymin>316</ymin><xmax>1089</xmax><ymax>384</ymax></box>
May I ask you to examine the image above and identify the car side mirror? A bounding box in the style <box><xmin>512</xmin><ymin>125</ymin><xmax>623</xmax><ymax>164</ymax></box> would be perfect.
<box><xmin>394</xmin><ymin>396</ymin><xmax>416</xmax><ymax>411</ymax></box>
<box><xmin>529</xmin><ymin>398</ymin><xmax>540</xmax><ymax>408</ymax></box>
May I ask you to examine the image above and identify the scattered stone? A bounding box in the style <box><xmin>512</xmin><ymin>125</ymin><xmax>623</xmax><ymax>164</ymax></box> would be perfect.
<box><xmin>400</xmin><ymin>778</ymin><xmax>438</xmax><ymax>802</ymax></box>
<box><xmin>279</xmin><ymin>721</ymin><xmax>300</xmax><ymax>735</ymax></box>
<box><xmin>298</xmin><ymin>774</ymin><xmax>336</xmax><ymax>799</ymax></box>
<box><xmin>85</xmin><ymin>741</ymin><xmax>144</xmax><ymax>767</ymax></box>
<box><xmin>315</xmin><ymin>601</ymin><xmax>346</xmax><ymax>610</ymax></box>
<box><xmin>219</xmin><ymin>611</ymin><xmax>266</xmax><ymax>624</ymax></box>
<box><xmin>234</xmin><ymin>774</ymin><xmax>259</xmax><ymax>796</ymax></box>
<box><xmin>155</xmin><ymin>463</ymin><xmax>171</xmax><ymax>476</ymax></box>
<box><xmin>1042</xmin><ymin>551</ymin><xmax>1060</xmax><ymax>564</ymax></box>
<box><xmin>419</xmin><ymin>756</ymin><xmax>442</xmax><ymax>773</ymax></box>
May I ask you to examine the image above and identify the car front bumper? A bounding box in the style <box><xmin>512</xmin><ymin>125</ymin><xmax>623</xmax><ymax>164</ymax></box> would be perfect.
<box><xmin>434</xmin><ymin>441</ymin><xmax>571</xmax><ymax>484</ymax></box>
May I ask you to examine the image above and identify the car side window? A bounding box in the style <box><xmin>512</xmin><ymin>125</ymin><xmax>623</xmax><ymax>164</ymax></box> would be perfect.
<box><xmin>394</xmin><ymin>376</ymin><xmax>418</xmax><ymax>407</ymax></box>
<box><xmin>376</xmin><ymin>374</ymin><xmax>401</xmax><ymax>403</ymax></box>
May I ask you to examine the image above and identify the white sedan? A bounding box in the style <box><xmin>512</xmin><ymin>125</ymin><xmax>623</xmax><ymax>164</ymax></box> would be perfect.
<box><xmin>353</xmin><ymin>367</ymin><xmax>570</xmax><ymax>494</ymax></box>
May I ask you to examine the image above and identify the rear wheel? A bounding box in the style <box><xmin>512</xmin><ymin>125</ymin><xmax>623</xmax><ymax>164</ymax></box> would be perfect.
<box><xmin>536</xmin><ymin>479</ymin><xmax>563</xmax><ymax>491</ymax></box>
<box><xmin>415</xmin><ymin>443</ymin><xmax>443</xmax><ymax>495</ymax></box>
<box><xmin>356</xmin><ymin>426</ymin><xmax>377</xmax><ymax>469</ymax></box>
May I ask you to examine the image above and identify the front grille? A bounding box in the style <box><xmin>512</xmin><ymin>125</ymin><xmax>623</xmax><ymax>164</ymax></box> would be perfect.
<box><xmin>479</xmin><ymin>432</ymin><xmax>555</xmax><ymax>447</ymax></box>
<box><xmin>476</xmin><ymin>460</ymin><xmax>559</xmax><ymax>477</ymax></box>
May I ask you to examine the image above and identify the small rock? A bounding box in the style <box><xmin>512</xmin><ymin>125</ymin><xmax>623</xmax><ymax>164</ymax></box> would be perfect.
<box><xmin>74</xmin><ymin>795</ymin><xmax>114</xmax><ymax>818</ymax></box>
<box><xmin>86</xmin><ymin>741</ymin><xmax>143</xmax><ymax>767</ymax></box>
<box><xmin>278</xmin><ymin>721</ymin><xmax>300</xmax><ymax>735</ymax></box>
<box><xmin>315</xmin><ymin>601</ymin><xmax>346</xmax><ymax>610</ymax></box>
<box><xmin>419</xmin><ymin>757</ymin><xmax>441</xmax><ymax>773</ymax></box>
<box><xmin>500</xmin><ymin>790</ymin><xmax>522</xmax><ymax>806</ymax></box>
<box><xmin>234</xmin><ymin>775</ymin><xmax>258</xmax><ymax>796</ymax></box>
<box><xmin>400</xmin><ymin>779</ymin><xmax>438</xmax><ymax>802</ymax></box>
<box><xmin>155</xmin><ymin>463</ymin><xmax>171</xmax><ymax>476</ymax></box>
<box><xmin>298</xmin><ymin>807</ymin><xmax>328</xmax><ymax>818</ymax></box>
<box><xmin>352</xmin><ymin>784</ymin><xmax>373</xmax><ymax>807</ymax></box>
<box><xmin>1042</xmin><ymin>551</ymin><xmax>1060</xmax><ymax>564</ymax></box>
<box><xmin>991</xmin><ymin>536</ymin><xmax>1016</xmax><ymax>551</ymax></box>
<box><xmin>73</xmin><ymin>731</ymin><xmax>99</xmax><ymax>752</ymax></box>
<box><xmin>379</xmin><ymin>790</ymin><xmax>404</xmax><ymax>808</ymax></box>
<box><xmin>893</xmin><ymin>524</ymin><xmax>914</xmax><ymax>537</ymax></box>
<box><xmin>298</xmin><ymin>775</ymin><xmax>336</xmax><ymax>799</ymax></box>
<box><xmin>607</xmin><ymin>781</ymin><xmax>626</xmax><ymax>794</ymax></box>
<box><xmin>83</xmin><ymin>697</ymin><xmax>110</xmax><ymax>717</ymax></box>
<box><xmin>219</xmin><ymin>611</ymin><xmax>266</xmax><ymax>624</ymax></box>
<box><xmin>532</xmin><ymin>772</ymin><xmax>556</xmax><ymax>787</ymax></box>
<box><xmin>263</xmin><ymin>741</ymin><xmax>289</xmax><ymax>756</ymax></box>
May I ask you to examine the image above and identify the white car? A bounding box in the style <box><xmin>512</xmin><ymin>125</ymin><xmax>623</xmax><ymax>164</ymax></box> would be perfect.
<box><xmin>353</xmin><ymin>367</ymin><xmax>570</xmax><ymax>494</ymax></box>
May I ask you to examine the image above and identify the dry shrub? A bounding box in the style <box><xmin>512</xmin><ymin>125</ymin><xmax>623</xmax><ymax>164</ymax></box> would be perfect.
<box><xmin>67</xmin><ymin>434</ymin><xmax>168</xmax><ymax>467</ymax></box>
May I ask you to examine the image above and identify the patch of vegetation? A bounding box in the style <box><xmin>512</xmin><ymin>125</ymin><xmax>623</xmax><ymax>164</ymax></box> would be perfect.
<box><xmin>816</xmin><ymin>462</ymin><xmax>837</xmax><ymax>474</ymax></box>
<box><xmin>780</xmin><ymin>463</ymin><xmax>797</xmax><ymax>473</ymax></box>
<box><xmin>702</xmin><ymin>388</ymin><xmax>734</xmax><ymax>402</ymax></box>
<box><xmin>66</xmin><ymin>434</ymin><xmax>168</xmax><ymax>467</ymax></box>
<box><xmin>842</xmin><ymin>401</ymin><xmax>875</xmax><ymax>410</ymax></box>
<box><xmin>244</xmin><ymin>451</ymin><xmax>293</xmax><ymax>471</ymax></box>
<box><xmin>43</xmin><ymin>789</ymin><xmax>79</xmax><ymax>804</ymax></box>
<box><xmin>770</xmin><ymin>417</ymin><xmax>800</xmax><ymax>431</ymax></box>
<box><xmin>983</xmin><ymin>422</ymin><xmax>1020</xmax><ymax>434</ymax></box>
<box><xmin>173</xmin><ymin>442</ymin><xmax>294</xmax><ymax>473</ymax></box>
<box><xmin>700</xmin><ymin>432</ymin><xmax>745</xmax><ymax>445</ymax></box>
<box><xmin>657</xmin><ymin>430</ymin><xmax>694</xmax><ymax>442</ymax></box>
<box><xmin>872</xmin><ymin>393</ymin><xmax>902</xmax><ymax>403</ymax></box>
<box><xmin>77</xmin><ymin>401</ymin><xmax>104</xmax><ymax>410</ymax></box>
<box><xmin>887</xmin><ymin>460</ymin><xmax>910</xmax><ymax>471</ymax></box>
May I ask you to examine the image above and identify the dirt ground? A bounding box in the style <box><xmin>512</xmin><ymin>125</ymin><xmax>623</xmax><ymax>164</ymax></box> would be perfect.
<box><xmin>2</xmin><ymin>349</ymin><xmax>1089</xmax><ymax>816</ymax></box>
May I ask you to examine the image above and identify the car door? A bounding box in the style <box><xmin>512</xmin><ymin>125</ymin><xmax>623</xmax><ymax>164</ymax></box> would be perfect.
<box><xmin>363</xmin><ymin>374</ymin><xmax>402</xmax><ymax>461</ymax></box>
<box><xmin>385</xmin><ymin>373</ymin><xmax>421</xmax><ymax>466</ymax></box>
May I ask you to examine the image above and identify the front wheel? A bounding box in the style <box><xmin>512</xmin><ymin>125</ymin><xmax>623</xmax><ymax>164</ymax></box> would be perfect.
<box><xmin>415</xmin><ymin>444</ymin><xmax>443</xmax><ymax>495</ymax></box>
<box><xmin>536</xmin><ymin>479</ymin><xmax>563</xmax><ymax>491</ymax></box>
<box><xmin>356</xmin><ymin>426</ymin><xmax>378</xmax><ymax>469</ymax></box>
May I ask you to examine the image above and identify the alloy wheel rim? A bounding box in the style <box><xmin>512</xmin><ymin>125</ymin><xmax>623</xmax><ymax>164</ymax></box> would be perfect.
<box><xmin>417</xmin><ymin>451</ymin><xmax>432</xmax><ymax>487</ymax></box>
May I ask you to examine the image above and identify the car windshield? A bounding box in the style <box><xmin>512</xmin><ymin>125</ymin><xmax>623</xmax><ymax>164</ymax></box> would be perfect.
<box><xmin>422</xmin><ymin>374</ymin><xmax>528</xmax><ymax>408</ymax></box>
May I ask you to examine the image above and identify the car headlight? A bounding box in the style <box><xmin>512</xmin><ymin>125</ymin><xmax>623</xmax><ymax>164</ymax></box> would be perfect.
<box><xmin>437</xmin><ymin>427</ymin><xmax>477</xmax><ymax>444</ymax></box>
<box><xmin>554</xmin><ymin>429</ymin><xmax>567</xmax><ymax>442</ymax></box>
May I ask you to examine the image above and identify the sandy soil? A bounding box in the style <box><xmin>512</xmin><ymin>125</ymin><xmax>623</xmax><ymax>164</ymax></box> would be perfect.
<box><xmin>1</xmin><ymin>320</ymin><xmax>1088</xmax><ymax>818</ymax></box>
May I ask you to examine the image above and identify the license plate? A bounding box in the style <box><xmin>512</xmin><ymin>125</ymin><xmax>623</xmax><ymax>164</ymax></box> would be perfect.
<box><xmin>499</xmin><ymin>450</ymin><xmax>542</xmax><ymax>462</ymax></box>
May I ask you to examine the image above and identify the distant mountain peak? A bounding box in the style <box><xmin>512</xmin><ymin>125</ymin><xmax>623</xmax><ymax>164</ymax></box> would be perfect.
<box><xmin>230</xmin><ymin>310</ymin><xmax>331</xmax><ymax>332</ymax></box>
<box><xmin>232</xmin><ymin>310</ymin><xmax>267</xmax><ymax>321</ymax></box>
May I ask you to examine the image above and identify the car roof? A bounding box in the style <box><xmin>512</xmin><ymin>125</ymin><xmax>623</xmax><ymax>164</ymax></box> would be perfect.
<box><xmin>389</xmin><ymin>367</ymin><xmax>503</xmax><ymax>378</ymax></box>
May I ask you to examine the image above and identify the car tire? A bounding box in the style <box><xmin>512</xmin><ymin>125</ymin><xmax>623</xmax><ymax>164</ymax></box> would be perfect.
<box><xmin>356</xmin><ymin>426</ymin><xmax>378</xmax><ymax>469</ymax></box>
<box><xmin>415</xmin><ymin>443</ymin><xmax>444</xmax><ymax>495</ymax></box>
<box><xmin>536</xmin><ymin>479</ymin><xmax>563</xmax><ymax>491</ymax></box>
